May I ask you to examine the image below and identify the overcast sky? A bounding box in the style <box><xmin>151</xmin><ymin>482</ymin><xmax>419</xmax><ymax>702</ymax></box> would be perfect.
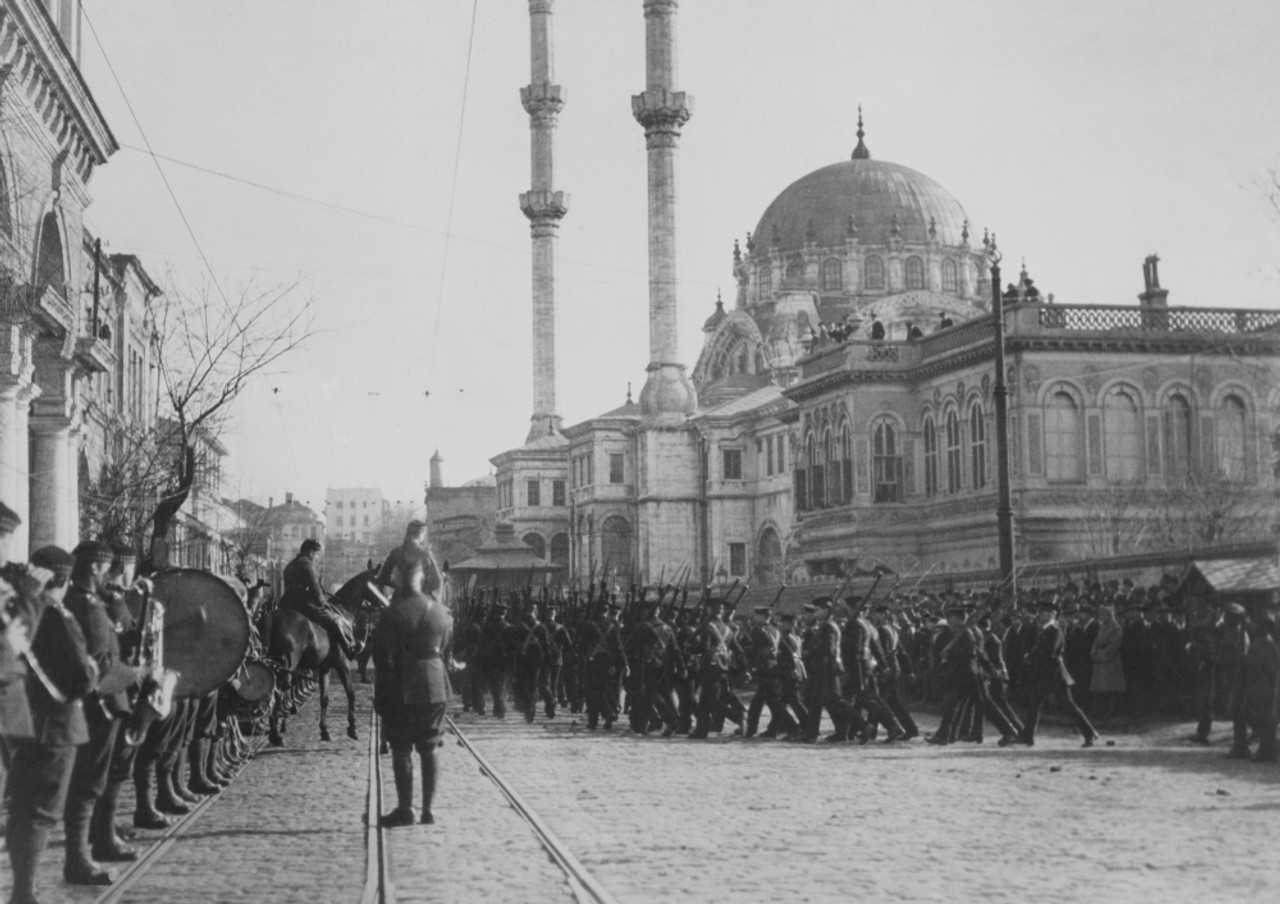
<box><xmin>78</xmin><ymin>0</ymin><xmax>1280</xmax><ymax>512</ymax></box>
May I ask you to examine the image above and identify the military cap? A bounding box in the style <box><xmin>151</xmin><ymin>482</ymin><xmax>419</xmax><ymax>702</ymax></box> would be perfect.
<box><xmin>110</xmin><ymin>542</ymin><xmax>138</xmax><ymax>564</ymax></box>
<box><xmin>801</xmin><ymin>602</ymin><xmax>817</xmax><ymax>613</ymax></box>
<box><xmin>752</xmin><ymin>606</ymin><xmax>772</xmax><ymax>615</ymax></box>
<box><xmin>0</xmin><ymin>501</ymin><xmax>20</xmax><ymax>535</ymax></box>
<box><xmin>813</xmin><ymin>596</ymin><xmax>834</xmax><ymax>610</ymax></box>
<box><xmin>777</xmin><ymin>612</ymin><xmax>797</xmax><ymax>623</ymax></box>
<box><xmin>873</xmin><ymin>605</ymin><xmax>891</xmax><ymax>614</ymax></box>
<box><xmin>1223</xmin><ymin>602</ymin><xmax>1246</xmax><ymax>617</ymax></box>
<box><xmin>31</xmin><ymin>545</ymin><xmax>74</xmax><ymax>580</ymax></box>
<box><xmin>72</xmin><ymin>540</ymin><xmax>116</xmax><ymax>564</ymax></box>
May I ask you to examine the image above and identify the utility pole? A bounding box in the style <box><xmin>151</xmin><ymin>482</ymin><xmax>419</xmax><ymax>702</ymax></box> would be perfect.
<box><xmin>990</xmin><ymin>237</ymin><xmax>1015</xmax><ymax>598</ymax></box>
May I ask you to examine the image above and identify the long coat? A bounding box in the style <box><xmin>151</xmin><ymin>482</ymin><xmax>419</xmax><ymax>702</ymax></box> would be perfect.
<box><xmin>1090</xmin><ymin>620</ymin><xmax>1126</xmax><ymax>694</ymax></box>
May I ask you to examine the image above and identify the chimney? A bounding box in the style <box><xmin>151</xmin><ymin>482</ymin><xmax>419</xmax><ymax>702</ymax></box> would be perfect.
<box><xmin>1138</xmin><ymin>254</ymin><xmax>1169</xmax><ymax>308</ymax></box>
<box><xmin>285</xmin><ymin>491</ymin><xmax>293</xmax><ymax>505</ymax></box>
<box><xmin>430</xmin><ymin>449</ymin><xmax>443</xmax><ymax>489</ymax></box>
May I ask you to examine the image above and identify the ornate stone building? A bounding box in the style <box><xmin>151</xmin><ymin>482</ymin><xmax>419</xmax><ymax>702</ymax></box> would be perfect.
<box><xmin>493</xmin><ymin>3</ymin><xmax>1280</xmax><ymax>589</ymax></box>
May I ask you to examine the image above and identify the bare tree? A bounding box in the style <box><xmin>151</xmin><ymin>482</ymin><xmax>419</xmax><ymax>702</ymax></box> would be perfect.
<box><xmin>148</xmin><ymin>278</ymin><xmax>313</xmax><ymax>567</ymax></box>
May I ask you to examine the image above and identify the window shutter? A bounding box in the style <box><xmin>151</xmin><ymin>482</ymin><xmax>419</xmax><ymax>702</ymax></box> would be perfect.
<box><xmin>1145</xmin><ymin>414</ymin><xmax>1162</xmax><ymax>475</ymax></box>
<box><xmin>1087</xmin><ymin>414</ymin><xmax>1102</xmax><ymax>476</ymax></box>
<box><xmin>1027</xmin><ymin>413</ymin><xmax>1043</xmax><ymax>476</ymax></box>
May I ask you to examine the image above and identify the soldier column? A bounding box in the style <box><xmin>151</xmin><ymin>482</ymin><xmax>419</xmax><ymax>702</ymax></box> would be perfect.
<box><xmin>631</xmin><ymin>0</ymin><xmax>701</xmax><ymax>582</ymax></box>
<box><xmin>520</xmin><ymin>0</ymin><xmax>569</xmax><ymax>443</ymax></box>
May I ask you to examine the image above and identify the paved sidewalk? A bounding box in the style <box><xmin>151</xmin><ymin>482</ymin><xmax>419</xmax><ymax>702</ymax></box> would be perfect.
<box><xmin>457</xmin><ymin>710</ymin><xmax>1280</xmax><ymax>904</ymax></box>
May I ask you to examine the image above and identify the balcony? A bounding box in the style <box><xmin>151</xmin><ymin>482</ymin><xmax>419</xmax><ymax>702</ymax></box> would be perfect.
<box><xmin>74</xmin><ymin>330</ymin><xmax>116</xmax><ymax>374</ymax></box>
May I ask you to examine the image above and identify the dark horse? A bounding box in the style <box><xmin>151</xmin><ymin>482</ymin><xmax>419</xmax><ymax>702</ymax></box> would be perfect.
<box><xmin>266</xmin><ymin>564</ymin><xmax>386</xmax><ymax>745</ymax></box>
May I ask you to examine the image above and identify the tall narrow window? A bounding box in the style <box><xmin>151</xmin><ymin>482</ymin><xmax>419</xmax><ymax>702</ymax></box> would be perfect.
<box><xmin>1104</xmin><ymin>389</ymin><xmax>1142</xmax><ymax>482</ymax></box>
<box><xmin>841</xmin><ymin>425</ymin><xmax>853</xmax><ymax>504</ymax></box>
<box><xmin>552</xmin><ymin>480</ymin><xmax>566</xmax><ymax>507</ymax></box>
<box><xmin>794</xmin><ymin>435</ymin><xmax>809</xmax><ymax>511</ymax></box>
<box><xmin>904</xmin><ymin>256</ymin><xmax>925</xmax><ymax>290</ymax></box>
<box><xmin>864</xmin><ymin>255</ymin><xmax>885</xmax><ymax>290</ymax></box>
<box><xmin>1164</xmin><ymin>394</ymin><xmax>1193</xmax><ymax>482</ymax></box>
<box><xmin>945</xmin><ymin>410</ymin><xmax>962</xmax><ymax>493</ymax></box>
<box><xmin>821</xmin><ymin>258</ymin><xmax>842</xmax><ymax>291</ymax></box>
<box><xmin>924</xmin><ymin>416</ymin><xmax>938</xmax><ymax>498</ymax></box>
<box><xmin>766</xmin><ymin>436</ymin><xmax>775</xmax><ymax>476</ymax></box>
<box><xmin>1045</xmin><ymin>392</ymin><xmax>1082</xmax><ymax>482</ymax></box>
<box><xmin>1217</xmin><ymin>395</ymin><xmax>1247</xmax><ymax>481</ymax></box>
<box><xmin>873</xmin><ymin>420</ymin><xmax>903</xmax><ymax>503</ymax></box>
<box><xmin>609</xmin><ymin>453</ymin><xmax>624</xmax><ymax>484</ymax></box>
<box><xmin>823</xmin><ymin>429</ymin><xmax>837</xmax><ymax>505</ymax></box>
<box><xmin>940</xmin><ymin>258</ymin><xmax>958</xmax><ymax>293</ymax></box>
<box><xmin>758</xmin><ymin>267</ymin><xmax>772</xmax><ymax>296</ymax></box>
<box><xmin>729</xmin><ymin>542</ymin><xmax>747</xmax><ymax>578</ymax></box>
<box><xmin>527</xmin><ymin>480</ymin><xmax>541</xmax><ymax>507</ymax></box>
<box><xmin>723</xmin><ymin>448</ymin><xmax>743</xmax><ymax>480</ymax></box>
<box><xmin>969</xmin><ymin>403</ymin><xmax>987</xmax><ymax>490</ymax></box>
<box><xmin>809</xmin><ymin>434</ymin><xmax>825</xmax><ymax>508</ymax></box>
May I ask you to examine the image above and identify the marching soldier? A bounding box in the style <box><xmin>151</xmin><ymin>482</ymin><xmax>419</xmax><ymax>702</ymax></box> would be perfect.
<box><xmin>511</xmin><ymin>605</ymin><xmax>546</xmax><ymax>724</ymax></box>
<box><xmin>842</xmin><ymin>597</ymin><xmax>907</xmax><ymax>742</ymax></box>
<box><xmin>800</xmin><ymin>598</ymin><xmax>860</xmax><ymax>743</ymax></box>
<box><xmin>773</xmin><ymin>612</ymin><xmax>809</xmax><ymax>738</ymax></box>
<box><xmin>1006</xmin><ymin>599</ymin><xmax>1098</xmax><ymax>748</ymax></box>
<box><xmin>744</xmin><ymin>606</ymin><xmax>786</xmax><ymax>739</ymax></box>
<box><xmin>539</xmin><ymin>603</ymin><xmax>568</xmax><ymax>719</ymax></box>
<box><xmin>475</xmin><ymin>601</ymin><xmax>511</xmax><ymax>718</ymax></box>
<box><xmin>580</xmin><ymin>602</ymin><xmax>625</xmax><ymax>730</ymax></box>
<box><xmin>872</xmin><ymin>605</ymin><xmax>919</xmax><ymax>740</ymax></box>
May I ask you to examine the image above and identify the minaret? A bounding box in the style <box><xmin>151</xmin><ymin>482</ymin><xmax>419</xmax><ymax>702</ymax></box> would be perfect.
<box><xmin>519</xmin><ymin>0</ymin><xmax>568</xmax><ymax>442</ymax></box>
<box><xmin>429</xmin><ymin>449</ymin><xmax>443</xmax><ymax>489</ymax></box>
<box><xmin>630</xmin><ymin>0</ymin><xmax>702</xmax><ymax>584</ymax></box>
<box><xmin>632</xmin><ymin>0</ymin><xmax>697</xmax><ymax>423</ymax></box>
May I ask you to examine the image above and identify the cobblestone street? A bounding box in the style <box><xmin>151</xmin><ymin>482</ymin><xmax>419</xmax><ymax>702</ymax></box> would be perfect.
<box><xmin>5</xmin><ymin>698</ymin><xmax>1277</xmax><ymax>903</ymax></box>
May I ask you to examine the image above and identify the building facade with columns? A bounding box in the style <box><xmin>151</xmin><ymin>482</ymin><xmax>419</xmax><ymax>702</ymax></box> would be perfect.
<box><xmin>493</xmin><ymin>1</ymin><xmax>1280</xmax><ymax>589</ymax></box>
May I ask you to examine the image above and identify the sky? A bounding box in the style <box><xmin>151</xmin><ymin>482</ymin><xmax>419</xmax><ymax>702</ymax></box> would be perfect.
<box><xmin>76</xmin><ymin>0</ymin><xmax>1280</xmax><ymax>512</ymax></box>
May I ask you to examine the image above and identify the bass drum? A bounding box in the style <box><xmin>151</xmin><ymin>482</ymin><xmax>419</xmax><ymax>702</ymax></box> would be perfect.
<box><xmin>151</xmin><ymin>569</ymin><xmax>251</xmax><ymax>698</ymax></box>
<box><xmin>231</xmin><ymin>659</ymin><xmax>276</xmax><ymax>704</ymax></box>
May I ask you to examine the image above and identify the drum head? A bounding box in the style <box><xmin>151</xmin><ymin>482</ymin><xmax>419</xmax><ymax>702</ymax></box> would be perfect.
<box><xmin>152</xmin><ymin>569</ymin><xmax>251</xmax><ymax>697</ymax></box>
<box><xmin>233</xmin><ymin>660</ymin><xmax>276</xmax><ymax>703</ymax></box>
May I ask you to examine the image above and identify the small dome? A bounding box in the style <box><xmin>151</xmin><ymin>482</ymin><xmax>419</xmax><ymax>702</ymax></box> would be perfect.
<box><xmin>702</xmin><ymin>296</ymin><xmax>727</xmax><ymax>331</ymax></box>
<box><xmin>754</xmin><ymin>157</ymin><xmax>969</xmax><ymax>251</ymax></box>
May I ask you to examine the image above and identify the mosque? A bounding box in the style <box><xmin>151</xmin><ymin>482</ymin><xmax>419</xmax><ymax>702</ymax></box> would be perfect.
<box><xmin>490</xmin><ymin>0</ymin><xmax>1280</xmax><ymax>591</ymax></box>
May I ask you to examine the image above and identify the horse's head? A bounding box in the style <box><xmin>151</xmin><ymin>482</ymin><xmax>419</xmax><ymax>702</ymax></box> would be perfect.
<box><xmin>331</xmin><ymin>569</ymin><xmax>390</xmax><ymax>614</ymax></box>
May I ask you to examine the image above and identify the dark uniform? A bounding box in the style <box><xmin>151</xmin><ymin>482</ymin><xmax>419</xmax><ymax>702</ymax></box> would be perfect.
<box><xmin>372</xmin><ymin>562</ymin><xmax>453</xmax><ymax>826</ymax></box>
<box><xmin>510</xmin><ymin>611</ymin><xmax>547</xmax><ymax>723</ymax></box>
<box><xmin>800</xmin><ymin>602</ymin><xmax>859</xmax><ymax>742</ymax></box>
<box><xmin>744</xmin><ymin>610</ymin><xmax>785</xmax><ymax>739</ymax></box>
<box><xmin>1011</xmin><ymin>604</ymin><xmax>1098</xmax><ymax>747</ymax></box>
<box><xmin>280</xmin><ymin>543</ymin><xmax>359</xmax><ymax>659</ymax></box>
<box><xmin>580</xmin><ymin>606</ymin><xmax>625</xmax><ymax>730</ymax></box>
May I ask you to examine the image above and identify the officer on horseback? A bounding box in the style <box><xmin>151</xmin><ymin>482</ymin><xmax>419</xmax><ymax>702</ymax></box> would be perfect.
<box><xmin>279</xmin><ymin>540</ymin><xmax>362</xmax><ymax>659</ymax></box>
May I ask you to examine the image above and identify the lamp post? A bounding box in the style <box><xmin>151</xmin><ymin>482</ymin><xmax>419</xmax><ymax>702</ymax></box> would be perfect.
<box><xmin>990</xmin><ymin>238</ymin><xmax>1016</xmax><ymax>599</ymax></box>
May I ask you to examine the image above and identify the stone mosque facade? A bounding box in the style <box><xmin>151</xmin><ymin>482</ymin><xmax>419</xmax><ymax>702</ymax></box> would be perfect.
<box><xmin>491</xmin><ymin>0</ymin><xmax>1280</xmax><ymax>590</ymax></box>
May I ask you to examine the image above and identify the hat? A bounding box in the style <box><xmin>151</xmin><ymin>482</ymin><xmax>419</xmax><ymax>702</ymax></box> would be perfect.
<box><xmin>30</xmin><ymin>545</ymin><xmax>73</xmax><ymax>580</ymax></box>
<box><xmin>752</xmin><ymin>606</ymin><xmax>772</xmax><ymax>615</ymax></box>
<box><xmin>72</xmin><ymin>540</ymin><xmax>116</xmax><ymax>565</ymax></box>
<box><xmin>406</xmin><ymin>520</ymin><xmax>426</xmax><ymax>532</ymax></box>
<box><xmin>300</xmin><ymin>538</ymin><xmax>322</xmax><ymax>554</ymax></box>
<box><xmin>813</xmin><ymin>596</ymin><xmax>834</xmax><ymax>610</ymax></box>
<box><xmin>801</xmin><ymin>602</ymin><xmax>817</xmax><ymax>613</ymax></box>
<box><xmin>0</xmin><ymin>502</ymin><xmax>20</xmax><ymax>535</ymax></box>
<box><xmin>1223</xmin><ymin>602</ymin><xmax>1246</xmax><ymax>617</ymax></box>
<box><xmin>777</xmin><ymin>612</ymin><xmax>797</xmax><ymax>622</ymax></box>
<box><xmin>110</xmin><ymin>542</ymin><xmax>137</xmax><ymax>564</ymax></box>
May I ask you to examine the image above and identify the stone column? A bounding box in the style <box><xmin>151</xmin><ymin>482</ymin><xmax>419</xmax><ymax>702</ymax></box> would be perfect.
<box><xmin>29</xmin><ymin>416</ymin><xmax>74</xmax><ymax>550</ymax></box>
<box><xmin>13</xmin><ymin>386</ymin><xmax>33</xmax><ymax>556</ymax></box>
<box><xmin>0</xmin><ymin>380</ymin><xmax>20</xmax><ymax>516</ymax></box>
<box><xmin>632</xmin><ymin>0</ymin><xmax>696</xmax><ymax>424</ymax></box>
<box><xmin>520</xmin><ymin>0</ymin><xmax>568</xmax><ymax>442</ymax></box>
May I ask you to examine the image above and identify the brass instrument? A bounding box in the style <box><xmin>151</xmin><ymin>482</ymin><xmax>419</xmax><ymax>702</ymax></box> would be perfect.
<box><xmin>124</xmin><ymin>577</ymin><xmax>180</xmax><ymax>747</ymax></box>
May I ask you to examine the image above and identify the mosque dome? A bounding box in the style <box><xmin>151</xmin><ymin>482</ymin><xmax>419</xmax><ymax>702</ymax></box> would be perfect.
<box><xmin>751</xmin><ymin>121</ymin><xmax>969</xmax><ymax>251</ymax></box>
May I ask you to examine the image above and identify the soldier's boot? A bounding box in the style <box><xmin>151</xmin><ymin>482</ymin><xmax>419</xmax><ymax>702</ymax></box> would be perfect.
<box><xmin>90</xmin><ymin>782</ymin><xmax>137</xmax><ymax>862</ymax></box>
<box><xmin>187</xmin><ymin>740</ymin><xmax>222</xmax><ymax>796</ymax></box>
<box><xmin>380</xmin><ymin>750</ymin><xmax>416</xmax><ymax>828</ymax></box>
<box><xmin>154</xmin><ymin>768</ymin><xmax>193</xmax><ymax>815</ymax></box>
<box><xmin>132</xmin><ymin>763</ymin><xmax>171</xmax><ymax>830</ymax></box>
<box><xmin>169</xmin><ymin>760</ymin><xmax>203</xmax><ymax>805</ymax></box>
<box><xmin>64</xmin><ymin>805</ymin><xmax>113</xmax><ymax>885</ymax></box>
<box><xmin>7</xmin><ymin>823</ymin><xmax>48</xmax><ymax>904</ymax></box>
<box><xmin>419</xmin><ymin>749</ymin><xmax>437</xmax><ymax>825</ymax></box>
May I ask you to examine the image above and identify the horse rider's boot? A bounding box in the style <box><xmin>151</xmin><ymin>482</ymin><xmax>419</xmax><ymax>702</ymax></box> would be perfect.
<box><xmin>419</xmin><ymin>748</ymin><xmax>438</xmax><ymax>825</ymax></box>
<box><xmin>90</xmin><ymin>782</ymin><xmax>138</xmax><ymax>862</ymax></box>
<box><xmin>154</xmin><ymin>767</ymin><xmax>193</xmax><ymax>816</ymax></box>
<box><xmin>132</xmin><ymin>762</ymin><xmax>171</xmax><ymax>830</ymax></box>
<box><xmin>7</xmin><ymin>823</ymin><xmax>49</xmax><ymax>904</ymax></box>
<box><xmin>187</xmin><ymin>740</ymin><xmax>222</xmax><ymax>795</ymax></box>
<box><xmin>64</xmin><ymin>803</ymin><xmax>113</xmax><ymax>885</ymax></box>
<box><xmin>380</xmin><ymin>749</ymin><xmax>416</xmax><ymax>827</ymax></box>
<box><xmin>170</xmin><ymin>760</ymin><xmax>203</xmax><ymax>805</ymax></box>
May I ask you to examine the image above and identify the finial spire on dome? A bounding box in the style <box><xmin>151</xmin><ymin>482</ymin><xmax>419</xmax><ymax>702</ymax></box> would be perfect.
<box><xmin>852</xmin><ymin>105</ymin><xmax>871</xmax><ymax>160</ymax></box>
<box><xmin>626</xmin><ymin>382</ymin><xmax>632</xmax><ymax>403</ymax></box>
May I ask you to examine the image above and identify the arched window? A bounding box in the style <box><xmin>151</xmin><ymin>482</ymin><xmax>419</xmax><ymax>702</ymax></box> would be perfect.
<box><xmin>810</xmin><ymin>432</ymin><xmax>826</xmax><ymax>508</ymax></box>
<box><xmin>905</xmin><ymin>256</ymin><xmax>925</xmax><ymax>290</ymax></box>
<box><xmin>600</xmin><ymin>517</ymin><xmax>632</xmax><ymax>578</ymax></box>
<box><xmin>841</xmin><ymin>424</ymin><xmax>853</xmax><ymax>504</ymax></box>
<box><xmin>1217</xmin><ymin>395</ymin><xmax>1247</xmax><ymax>481</ymax></box>
<box><xmin>945</xmin><ymin>409</ymin><xmax>962</xmax><ymax>493</ymax></box>
<box><xmin>823</xmin><ymin>428</ymin><xmax>837</xmax><ymax>506</ymax></box>
<box><xmin>794</xmin><ymin>433</ymin><xmax>810</xmax><ymax>512</ymax></box>
<box><xmin>1164</xmin><ymin>394</ymin><xmax>1193</xmax><ymax>482</ymax></box>
<box><xmin>821</xmin><ymin>257</ymin><xmax>842</xmax><ymax>291</ymax></box>
<box><xmin>1104</xmin><ymin>388</ymin><xmax>1142</xmax><ymax>482</ymax></box>
<box><xmin>923</xmin><ymin>416</ymin><xmax>938</xmax><ymax>498</ymax></box>
<box><xmin>758</xmin><ymin>266</ymin><xmax>772</xmax><ymax>296</ymax></box>
<box><xmin>786</xmin><ymin>255</ymin><xmax>805</xmax><ymax>281</ymax></box>
<box><xmin>549</xmin><ymin>533</ymin><xmax>570</xmax><ymax>571</ymax></box>
<box><xmin>864</xmin><ymin>255</ymin><xmax>885</xmax><ymax>290</ymax></box>
<box><xmin>969</xmin><ymin>402</ymin><xmax>987</xmax><ymax>490</ymax></box>
<box><xmin>1045</xmin><ymin>391</ymin><xmax>1082</xmax><ymax>482</ymax></box>
<box><xmin>873</xmin><ymin>419</ymin><xmax>903</xmax><ymax>503</ymax></box>
<box><xmin>35</xmin><ymin>212</ymin><xmax>66</xmax><ymax>297</ymax></box>
<box><xmin>522</xmin><ymin>533</ymin><xmax>546</xmax><ymax>560</ymax></box>
<box><xmin>940</xmin><ymin>258</ymin><xmax>958</xmax><ymax>294</ymax></box>
<box><xmin>755</xmin><ymin>527</ymin><xmax>783</xmax><ymax>587</ymax></box>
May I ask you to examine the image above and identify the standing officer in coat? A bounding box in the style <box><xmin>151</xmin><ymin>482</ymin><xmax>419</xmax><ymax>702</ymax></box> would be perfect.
<box><xmin>6</xmin><ymin>545</ymin><xmax>102</xmax><ymax>904</ymax></box>
<box><xmin>373</xmin><ymin>545</ymin><xmax>451</xmax><ymax>826</ymax></box>
<box><xmin>62</xmin><ymin>541</ymin><xmax>141</xmax><ymax>886</ymax></box>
